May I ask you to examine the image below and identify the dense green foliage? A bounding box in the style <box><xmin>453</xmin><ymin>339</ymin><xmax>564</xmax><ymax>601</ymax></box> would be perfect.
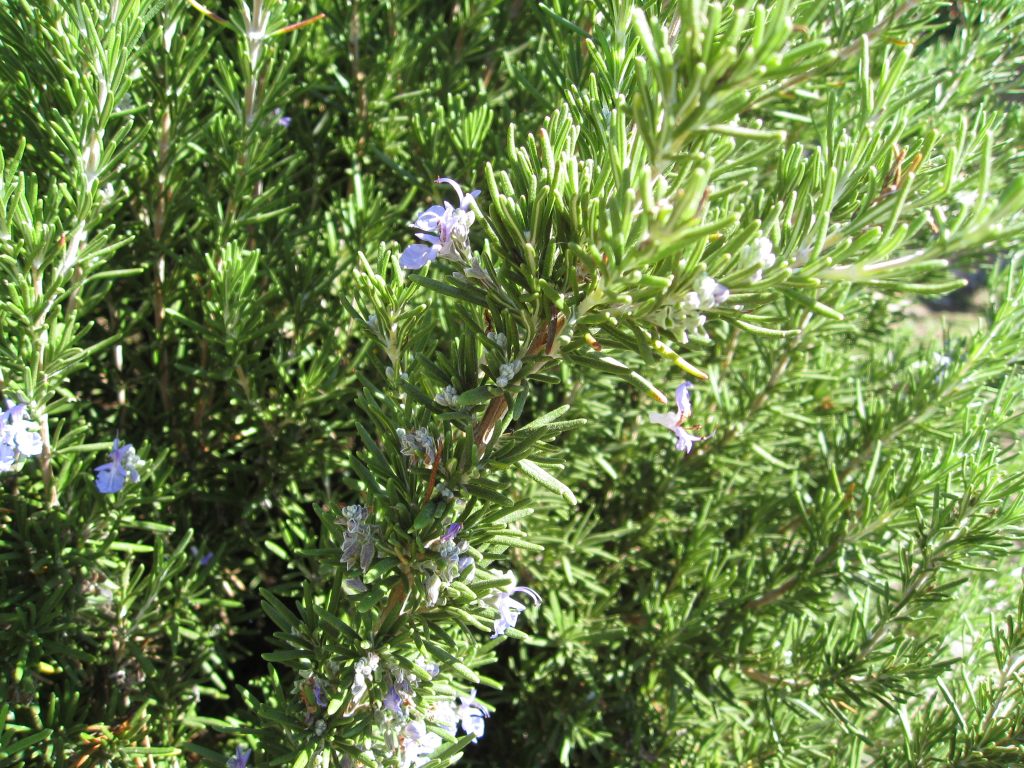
<box><xmin>2</xmin><ymin>0</ymin><xmax>1024</xmax><ymax>766</ymax></box>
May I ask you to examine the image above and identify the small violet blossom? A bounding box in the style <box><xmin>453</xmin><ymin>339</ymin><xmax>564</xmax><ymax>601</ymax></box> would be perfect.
<box><xmin>649</xmin><ymin>382</ymin><xmax>705</xmax><ymax>454</ymax></box>
<box><xmin>343</xmin><ymin>577</ymin><xmax>368</xmax><ymax>593</ymax></box>
<box><xmin>272</xmin><ymin>107</ymin><xmax>291</xmax><ymax>127</ymax></box>
<box><xmin>189</xmin><ymin>545</ymin><xmax>214</xmax><ymax>567</ymax></box>
<box><xmin>399</xmin><ymin>178</ymin><xmax>480</xmax><ymax>270</ymax></box>
<box><xmin>227</xmin><ymin>746</ymin><xmax>251</xmax><ymax>768</ymax></box>
<box><xmin>94</xmin><ymin>438</ymin><xmax>141</xmax><ymax>494</ymax></box>
<box><xmin>339</xmin><ymin>504</ymin><xmax>377</xmax><ymax>573</ymax></box>
<box><xmin>440</xmin><ymin>522</ymin><xmax>462</xmax><ymax>542</ymax></box>
<box><xmin>486</xmin><ymin>572</ymin><xmax>542</xmax><ymax>638</ymax></box>
<box><xmin>0</xmin><ymin>400</ymin><xmax>43</xmax><ymax>472</ymax></box>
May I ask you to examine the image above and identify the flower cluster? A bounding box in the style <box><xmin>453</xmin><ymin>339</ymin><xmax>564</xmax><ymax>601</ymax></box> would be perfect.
<box><xmin>399</xmin><ymin>178</ymin><xmax>480</xmax><ymax>270</ymax></box>
<box><xmin>649</xmin><ymin>381</ymin><xmax>706</xmax><ymax>454</ymax></box>
<box><xmin>679</xmin><ymin>274</ymin><xmax>729</xmax><ymax>342</ymax></box>
<box><xmin>94</xmin><ymin>438</ymin><xmax>142</xmax><ymax>494</ymax></box>
<box><xmin>424</xmin><ymin>522</ymin><xmax>475</xmax><ymax>607</ymax></box>
<box><xmin>396</xmin><ymin>427</ymin><xmax>437</xmax><ymax>465</ymax></box>
<box><xmin>349</xmin><ymin>652</ymin><xmax>381</xmax><ymax>708</ymax></box>
<box><xmin>495</xmin><ymin>360</ymin><xmax>522</xmax><ymax>388</ymax></box>
<box><xmin>378</xmin><ymin>660</ymin><xmax>490</xmax><ymax>767</ymax></box>
<box><xmin>434</xmin><ymin>385</ymin><xmax>459</xmax><ymax>408</ymax></box>
<box><xmin>339</xmin><ymin>504</ymin><xmax>377</xmax><ymax>573</ymax></box>
<box><xmin>0</xmin><ymin>400</ymin><xmax>42</xmax><ymax>472</ymax></box>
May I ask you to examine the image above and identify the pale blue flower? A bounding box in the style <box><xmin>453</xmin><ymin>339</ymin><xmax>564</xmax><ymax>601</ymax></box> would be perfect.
<box><xmin>649</xmin><ymin>382</ymin><xmax>705</xmax><ymax>454</ymax></box>
<box><xmin>457</xmin><ymin>690</ymin><xmax>488</xmax><ymax>743</ymax></box>
<box><xmin>486</xmin><ymin>574</ymin><xmax>542</xmax><ymax>637</ymax></box>
<box><xmin>400</xmin><ymin>178</ymin><xmax>480</xmax><ymax>270</ymax></box>
<box><xmin>227</xmin><ymin>746</ymin><xmax>251</xmax><ymax>768</ymax></box>
<box><xmin>400</xmin><ymin>721</ymin><xmax>443</xmax><ymax>768</ymax></box>
<box><xmin>431</xmin><ymin>700</ymin><xmax>459</xmax><ymax>735</ymax></box>
<box><xmin>94</xmin><ymin>438</ymin><xmax>141</xmax><ymax>494</ymax></box>
<box><xmin>0</xmin><ymin>400</ymin><xmax>43</xmax><ymax>472</ymax></box>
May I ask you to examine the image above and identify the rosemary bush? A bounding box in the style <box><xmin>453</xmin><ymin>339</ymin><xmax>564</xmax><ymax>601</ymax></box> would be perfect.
<box><xmin>2</xmin><ymin>1</ymin><xmax>1024</xmax><ymax>766</ymax></box>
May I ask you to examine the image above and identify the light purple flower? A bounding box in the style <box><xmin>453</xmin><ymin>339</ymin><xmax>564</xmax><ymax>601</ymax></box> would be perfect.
<box><xmin>0</xmin><ymin>400</ymin><xmax>43</xmax><ymax>472</ymax></box>
<box><xmin>649</xmin><ymin>382</ymin><xmax>705</xmax><ymax>454</ymax></box>
<box><xmin>383</xmin><ymin>685</ymin><xmax>403</xmax><ymax>715</ymax></box>
<box><xmin>313</xmin><ymin>679</ymin><xmax>327</xmax><ymax>708</ymax></box>
<box><xmin>94</xmin><ymin>438</ymin><xmax>141</xmax><ymax>494</ymax></box>
<box><xmin>399</xmin><ymin>178</ymin><xmax>480</xmax><ymax>270</ymax></box>
<box><xmin>487</xmin><ymin>576</ymin><xmax>542</xmax><ymax>638</ymax></box>
<box><xmin>227</xmin><ymin>746</ymin><xmax>251</xmax><ymax>768</ymax></box>
<box><xmin>400</xmin><ymin>721</ymin><xmax>443</xmax><ymax>768</ymax></box>
<box><xmin>457</xmin><ymin>690</ymin><xmax>488</xmax><ymax>742</ymax></box>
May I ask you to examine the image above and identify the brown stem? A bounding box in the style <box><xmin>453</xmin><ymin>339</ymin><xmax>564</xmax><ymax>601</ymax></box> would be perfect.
<box><xmin>473</xmin><ymin>312</ymin><xmax>566</xmax><ymax>450</ymax></box>
<box><xmin>153</xmin><ymin>107</ymin><xmax>172</xmax><ymax>414</ymax></box>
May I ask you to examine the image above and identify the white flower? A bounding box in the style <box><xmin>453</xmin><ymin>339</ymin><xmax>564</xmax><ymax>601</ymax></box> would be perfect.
<box><xmin>747</xmin><ymin>236</ymin><xmax>776</xmax><ymax>282</ymax></box>
<box><xmin>954</xmin><ymin>190</ymin><xmax>979</xmax><ymax>208</ymax></box>
<box><xmin>697</xmin><ymin>275</ymin><xmax>729</xmax><ymax>307</ymax></box>
<box><xmin>424</xmin><ymin>572</ymin><xmax>442</xmax><ymax>607</ymax></box>
<box><xmin>349</xmin><ymin>652</ymin><xmax>379</xmax><ymax>706</ymax></box>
